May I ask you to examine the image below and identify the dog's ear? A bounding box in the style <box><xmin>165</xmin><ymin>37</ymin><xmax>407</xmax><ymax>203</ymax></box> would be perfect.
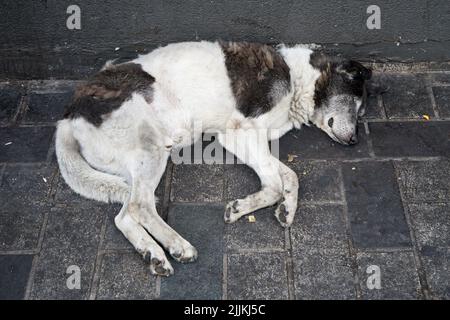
<box><xmin>337</xmin><ymin>60</ymin><xmax>372</xmax><ymax>82</ymax></box>
<box><xmin>365</xmin><ymin>72</ymin><xmax>390</xmax><ymax>96</ymax></box>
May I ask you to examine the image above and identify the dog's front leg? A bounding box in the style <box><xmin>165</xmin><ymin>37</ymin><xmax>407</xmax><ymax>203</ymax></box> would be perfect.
<box><xmin>218</xmin><ymin>129</ymin><xmax>289</xmax><ymax>224</ymax></box>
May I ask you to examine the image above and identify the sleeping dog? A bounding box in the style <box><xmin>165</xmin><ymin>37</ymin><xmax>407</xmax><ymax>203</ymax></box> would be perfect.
<box><xmin>56</xmin><ymin>41</ymin><xmax>373</xmax><ymax>276</ymax></box>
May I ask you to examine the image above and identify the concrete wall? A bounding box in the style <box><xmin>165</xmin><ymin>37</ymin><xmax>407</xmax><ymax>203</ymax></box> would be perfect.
<box><xmin>1</xmin><ymin>0</ymin><xmax>449</xmax><ymax>79</ymax></box>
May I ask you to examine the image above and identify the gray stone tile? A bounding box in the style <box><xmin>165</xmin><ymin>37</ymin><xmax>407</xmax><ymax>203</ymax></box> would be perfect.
<box><xmin>22</xmin><ymin>91</ymin><xmax>73</xmax><ymax>124</ymax></box>
<box><xmin>343</xmin><ymin>161</ymin><xmax>412</xmax><ymax>248</ymax></box>
<box><xmin>170</xmin><ymin>164</ymin><xmax>224</xmax><ymax>202</ymax></box>
<box><xmin>292</xmin><ymin>249</ymin><xmax>356</xmax><ymax>300</ymax></box>
<box><xmin>224</xmin><ymin>164</ymin><xmax>260</xmax><ymax>202</ymax></box>
<box><xmin>0</xmin><ymin>164</ymin><xmax>55</xmax><ymax>210</ymax></box>
<box><xmin>227</xmin><ymin>252</ymin><xmax>288</xmax><ymax>300</ymax></box>
<box><xmin>290</xmin><ymin>204</ymin><xmax>347</xmax><ymax>250</ymax></box>
<box><xmin>362</xmin><ymin>94</ymin><xmax>384</xmax><ymax>119</ymax></box>
<box><xmin>96</xmin><ymin>252</ymin><xmax>158</xmax><ymax>300</ymax></box>
<box><xmin>356</xmin><ymin>251</ymin><xmax>422</xmax><ymax>299</ymax></box>
<box><xmin>225</xmin><ymin>207</ymin><xmax>284</xmax><ymax>251</ymax></box>
<box><xmin>286</xmin><ymin>161</ymin><xmax>342</xmax><ymax>202</ymax></box>
<box><xmin>160</xmin><ymin>204</ymin><xmax>224</xmax><ymax>299</ymax></box>
<box><xmin>103</xmin><ymin>206</ymin><xmax>133</xmax><ymax>251</ymax></box>
<box><xmin>0</xmin><ymin>165</ymin><xmax>55</xmax><ymax>250</ymax></box>
<box><xmin>408</xmin><ymin>203</ymin><xmax>450</xmax><ymax>248</ymax></box>
<box><xmin>432</xmin><ymin>86</ymin><xmax>450</xmax><ymax>118</ymax></box>
<box><xmin>278</xmin><ymin>124</ymin><xmax>369</xmax><ymax>160</ymax></box>
<box><xmin>0</xmin><ymin>126</ymin><xmax>55</xmax><ymax>163</ymax></box>
<box><xmin>0</xmin><ymin>210</ymin><xmax>45</xmax><ymax>251</ymax></box>
<box><xmin>29</xmin><ymin>203</ymin><xmax>106</xmax><ymax>299</ymax></box>
<box><xmin>0</xmin><ymin>254</ymin><xmax>33</xmax><ymax>300</ymax></box>
<box><xmin>29</xmin><ymin>247</ymin><xmax>97</xmax><ymax>300</ymax></box>
<box><xmin>395</xmin><ymin>160</ymin><xmax>450</xmax><ymax>202</ymax></box>
<box><xmin>419</xmin><ymin>246</ymin><xmax>450</xmax><ymax>299</ymax></box>
<box><xmin>369</xmin><ymin>121</ymin><xmax>450</xmax><ymax>157</ymax></box>
<box><xmin>382</xmin><ymin>74</ymin><xmax>434</xmax><ymax>119</ymax></box>
<box><xmin>0</xmin><ymin>88</ymin><xmax>21</xmax><ymax>124</ymax></box>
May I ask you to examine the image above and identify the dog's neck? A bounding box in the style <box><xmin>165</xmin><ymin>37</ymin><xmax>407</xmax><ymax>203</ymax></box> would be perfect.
<box><xmin>279</xmin><ymin>45</ymin><xmax>321</xmax><ymax>128</ymax></box>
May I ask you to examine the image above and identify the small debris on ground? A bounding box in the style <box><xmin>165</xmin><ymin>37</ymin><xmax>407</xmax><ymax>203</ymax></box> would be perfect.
<box><xmin>287</xmin><ymin>154</ymin><xmax>298</xmax><ymax>162</ymax></box>
<box><xmin>248</xmin><ymin>215</ymin><xmax>256</xmax><ymax>223</ymax></box>
<box><xmin>4</xmin><ymin>142</ymin><xmax>12</xmax><ymax>146</ymax></box>
<box><xmin>422</xmin><ymin>114</ymin><xmax>430</xmax><ymax>120</ymax></box>
<box><xmin>42</xmin><ymin>177</ymin><xmax>47</xmax><ymax>183</ymax></box>
<box><xmin>352</xmin><ymin>167</ymin><xmax>356</xmax><ymax>171</ymax></box>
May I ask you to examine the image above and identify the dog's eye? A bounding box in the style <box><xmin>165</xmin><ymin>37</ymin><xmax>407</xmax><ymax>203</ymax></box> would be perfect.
<box><xmin>328</xmin><ymin>117</ymin><xmax>334</xmax><ymax>128</ymax></box>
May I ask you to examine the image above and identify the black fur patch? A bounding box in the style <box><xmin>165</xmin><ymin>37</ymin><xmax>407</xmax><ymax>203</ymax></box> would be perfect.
<box><xmin>220</xmin><ymin>41</ymin><xmax>291</xmax><ymax>118</ymax></box>
<box><xmin>63</xmin><ymin>63</ymin><xmax>155</xmax><ymax>126</ymax></box>
<box><xmin>309</xmin><ymin>51</ymin><xmax>371</xmax><ymax>108</ymax></box>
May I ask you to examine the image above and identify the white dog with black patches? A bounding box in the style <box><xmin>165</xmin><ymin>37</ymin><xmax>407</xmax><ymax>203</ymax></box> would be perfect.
<box><xmin>56</xmin><ymin>41</ymin><xmax>373</xmax><ymax>276</ymax></box>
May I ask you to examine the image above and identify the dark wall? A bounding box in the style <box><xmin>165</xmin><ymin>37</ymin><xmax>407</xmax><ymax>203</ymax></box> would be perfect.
<box><xmin>1</xmin><ymin>0</ymin><xmax>449</xmax><ymax>79</ymax></box>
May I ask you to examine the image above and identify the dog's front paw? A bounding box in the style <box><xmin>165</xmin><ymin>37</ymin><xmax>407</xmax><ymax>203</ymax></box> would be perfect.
<box><xmin>274</xmin><ymin>199</ymin><xmax>296</xmax><ymax>227</ymax></box>
<box><xmin>224</xmin><ymin>200</ymin><xmax>242</xmax><ymax>223</ymax></box>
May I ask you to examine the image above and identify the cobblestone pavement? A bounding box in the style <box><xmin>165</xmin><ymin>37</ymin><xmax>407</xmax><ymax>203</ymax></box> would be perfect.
<box><xmin>0</xmin><ymin>71</ymin><xmax>449</xmax><ymax>300</ymax></box>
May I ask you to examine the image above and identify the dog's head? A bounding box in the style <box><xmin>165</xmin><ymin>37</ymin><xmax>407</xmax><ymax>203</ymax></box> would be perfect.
<box><xmin>308</xmin><ymin>52</ymin><xmax>372</xmax><ymax>145</ymax></box>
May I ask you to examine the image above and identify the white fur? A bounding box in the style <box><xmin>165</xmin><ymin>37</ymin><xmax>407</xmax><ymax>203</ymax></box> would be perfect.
<box><xmin>56</xmin><ymin>41</ymin><xmax>320</xmax><ymax>275</ymax></box>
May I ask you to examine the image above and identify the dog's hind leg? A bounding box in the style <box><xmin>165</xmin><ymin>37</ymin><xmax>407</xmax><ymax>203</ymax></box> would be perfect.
<box><xmin>127</xmin><ymin>149</ymin><xmax>198</xmax><ymax>264</ymax></box>
<box><xmin>114</xmin><ymin>204</ymin><xmax>174</xmax><ymax>276</ymax></box>
<box><xmin>218</xmin><ymin>129</ymin><xmax>298</xmax><ymax>226</ymax></box>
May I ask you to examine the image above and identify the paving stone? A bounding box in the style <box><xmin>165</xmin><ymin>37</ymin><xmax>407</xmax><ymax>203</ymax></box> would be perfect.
<box><xmin>0</xmin><ymin>88</ymin><xmax>21</xmax><ymax>124</ymax></box>
<box><xmin>0</xmin><ymin>165</ymin><xmax>55</xmax><ymax>250</ymax></box>
<box><xmin>225</xmin><ymin>207</ymin><xmax>285</xmax><ymax>251</ymax></box>
<box><xmin>292</xmin><ymin>249</ymin><xmax>356</xmax><ymax>300</ymax></box>
<box><xmin>290</xmin><ymin>204</ymin><xmax>348</xmax><ymax>250</ymax></box>
<box><xmin>0</xmin><ymin>126</ymin><xmax>54</xmax><ymax>163</ymax></box>
<box><xmin>356</xmin><ymin>251</ymin><xmax>422</xmax><ymax>299</ymax></box>
<box><xmin>160</xmin><ymin>204</ymin><xmax>224</xmax><ymax>299</ymax></box>
<box><xmin>96</xmin><ymin>252</ymin><xmax>158</xmax><ymax>300</ymax></box>
<box><xmin>224</xmin><ymin>164</ymin><xmax>260</xmax><ymax>201</ymax></box>
<box><xmin>408</xmin><ymin>203</ymin><xmax>450</xmax><ymax>249</ymax></box>
<box><xmin>29</xmin><ymin>203</ymin><xmax>106</xmax><ymax>299</ymax></box>
<box><xmin>0</xmin><ymin>164</ymin><xmax>55</xmax><ymax>210</ymax></box>
<box><xmin>170</xmin><ymin>164</ymin><xmax>224</xmax><ymax>202</ymax></box>
<box><xmin>278</xmin><ymin>124</ymin><xmax>369</xmax><ymax>160</ymax></box>
<box><xmin>343</xmin><ymin>161</ymin><xmax>411</xmax><ymax>248</ymax></box>
<box><xmin>395</xmin><ymin>160</ymin><xmax>450</xmax><ymax>202</ymax></box>
<box><xmin>369</xmin><ymin>121</ymin><xmax>450</xmax><ymax>157</ymax></box>
<box><xmin>432</xmin><ymin>86</ymin><xmax>450</xmax><ymax>118</ymax></box>
<box><xmin>227</xmin><ymin>252</ymin><xmax>288</xmax><ymax>300</ymax></box>
<box><xmin>419</xmin><ymin>246</ymin><xmax>450</xmax><ymax>299</ymax></box>
<box><xmin>429</xmin><ymin>73</ymin><xmax>450</xmax><ymax>85</ymax></box>
<box><xmin>0</xmin><ymin>255</ymin><xmax>33</xmax><ymax>300</ymax></box>
<box><xmin>362</xmin><ymin>94</ymin><xmax>384</xmax><ymax>119</ymax></box>
<box><xmin>382</xmin><ymin>74</ymin><xmax>434</xmax><ymax>119</ymax></box>
<box><xmin>286</xmin><ymin>161</ymin><xmax>342</xmax><ymax>202</ymax></box>
<box><xmin>103</xmin><ymin>205</ymin><xmax>133</xmax><ymax>250</ymax></box>
<box><xmin>22</xmin><ymin>91</ymin><xmax>72</xmax><ymax>124</ymax></box>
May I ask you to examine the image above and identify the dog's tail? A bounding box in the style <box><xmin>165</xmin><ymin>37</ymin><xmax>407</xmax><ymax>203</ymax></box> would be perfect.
<box><xmin>55</xmin><ymin>119</ymin><xmax>129</xmax><ymax>203</ymax></box>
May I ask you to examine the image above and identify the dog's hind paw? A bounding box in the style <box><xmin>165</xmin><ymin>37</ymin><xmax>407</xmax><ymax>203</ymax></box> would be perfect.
<box><xmin>170</xmin><ymin>244</ymin><xmax>198</xmax><ymax>264</ymax></box>
<box><xmin>142</xmin><ymin>250</ymin><xmax>174</xmax><ymax>277</ymax></box>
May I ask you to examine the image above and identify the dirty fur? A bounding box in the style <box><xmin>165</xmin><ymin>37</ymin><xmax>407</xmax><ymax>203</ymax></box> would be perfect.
<box><xmin>64</xmin><ymin>62</ymin><xmax>155</xmax><ymax>126</ymax></box>
<box><xmin>220</xmin><ymin>41</ymin><xmax>291</xmax><ymax>117</ymax></box>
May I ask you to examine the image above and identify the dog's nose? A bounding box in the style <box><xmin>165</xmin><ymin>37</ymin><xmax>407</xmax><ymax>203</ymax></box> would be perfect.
<box><xmin>348</xmin><ymin>135</ymin><xmax>358</xmax><ymax>145</ymax></box>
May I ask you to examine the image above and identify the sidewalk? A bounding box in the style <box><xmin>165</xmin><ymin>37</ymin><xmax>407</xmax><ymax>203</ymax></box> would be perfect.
<box><xmin>0</xmin><ymin>71</ymin><xmax>449</xmax><ymax>300</ymax></box>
